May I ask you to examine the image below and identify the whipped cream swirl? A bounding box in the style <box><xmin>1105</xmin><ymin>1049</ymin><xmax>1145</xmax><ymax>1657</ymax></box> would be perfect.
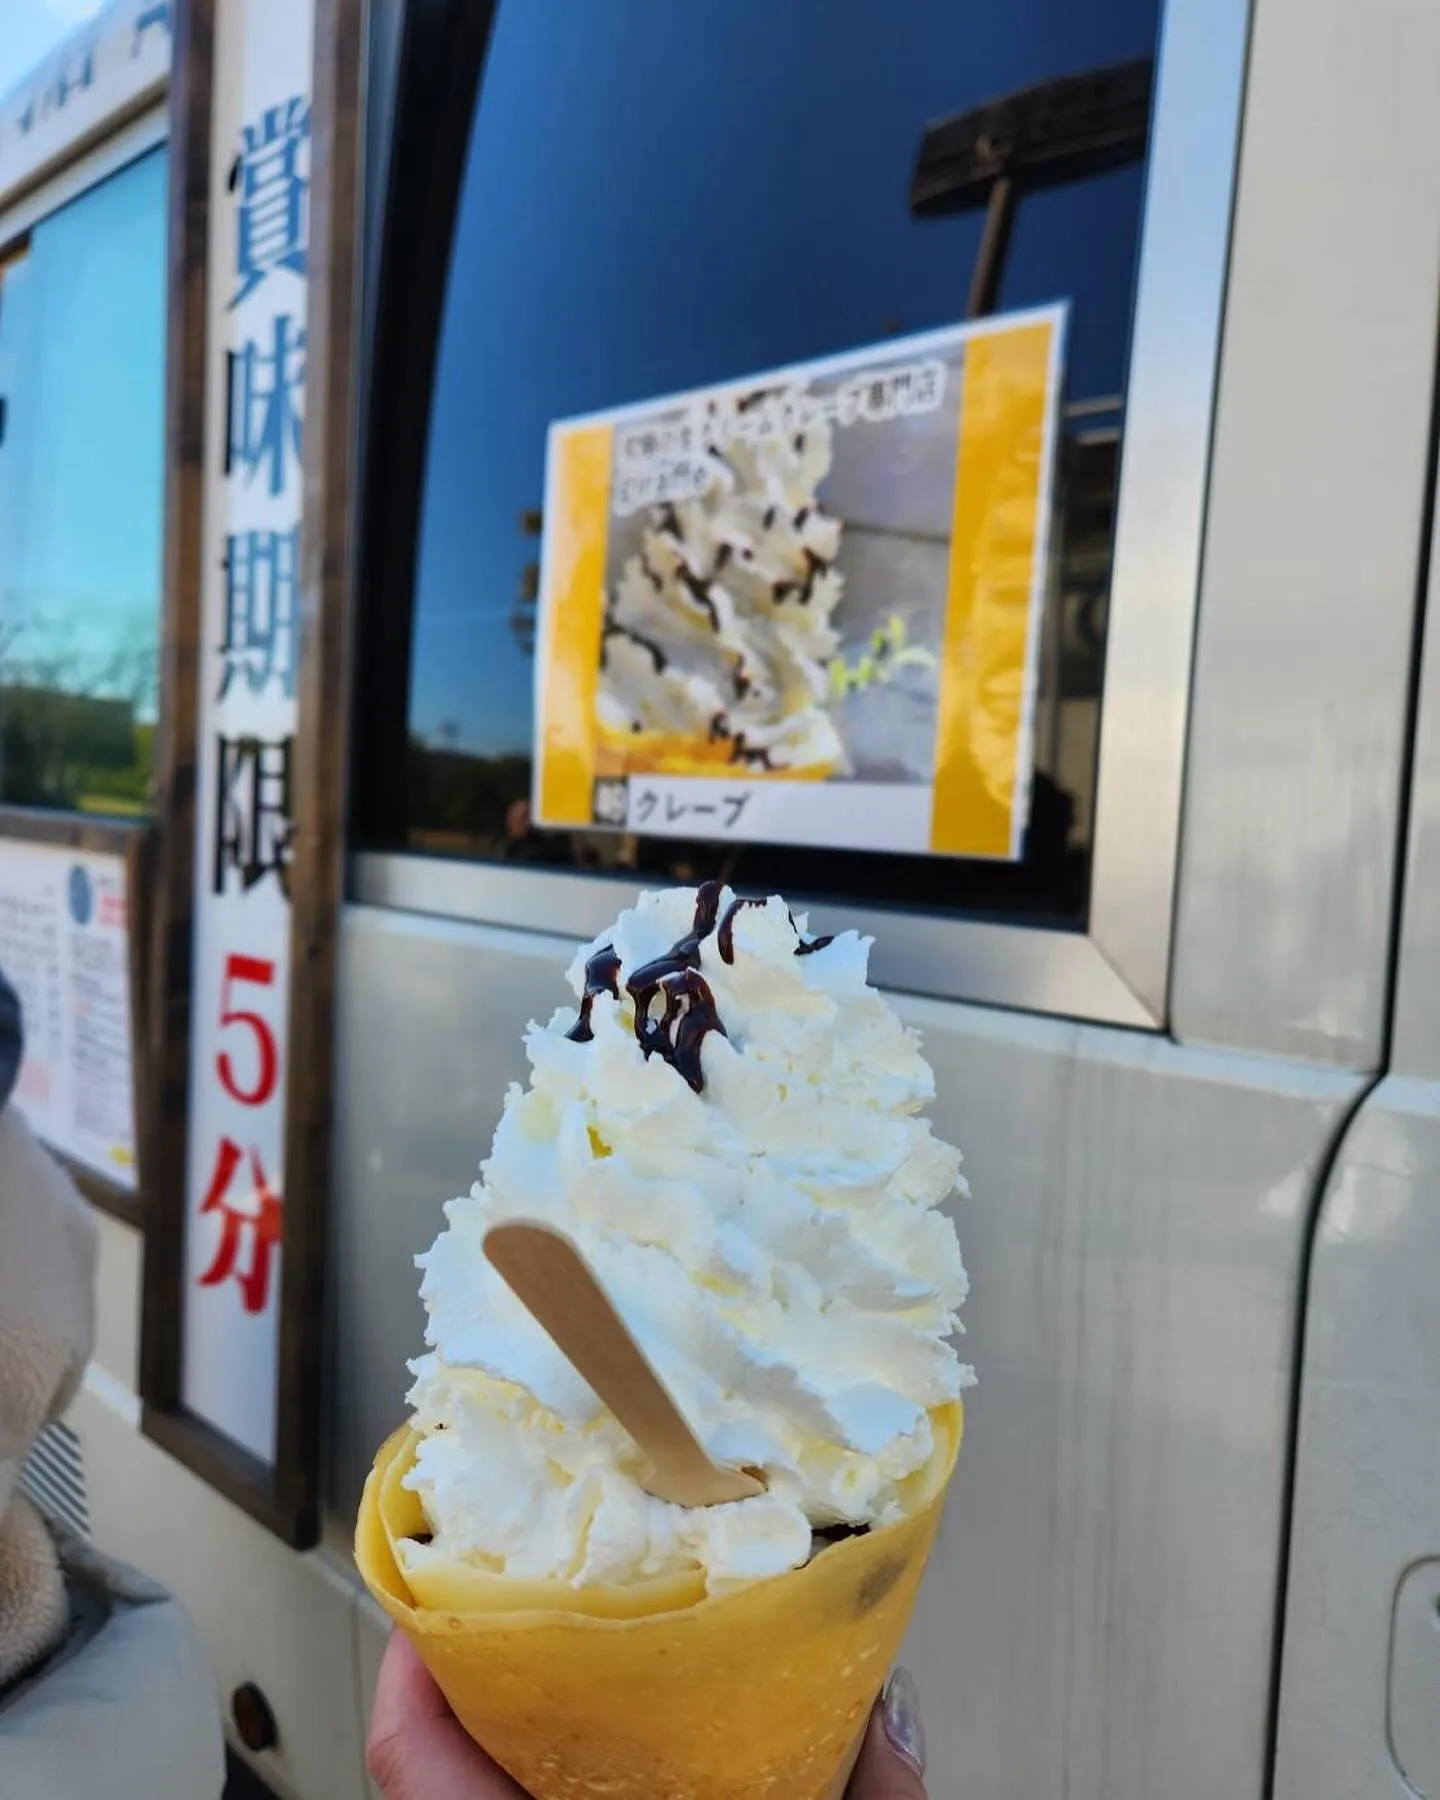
<box><xmin>598</xmin><ymin>411</ymin><xmax>849</xmax><ymax>773</ymax></box>
<box><xmin>404</xmin><ymin>885</ymin><xmax>971</xmax><ymax>1592</ymax></box>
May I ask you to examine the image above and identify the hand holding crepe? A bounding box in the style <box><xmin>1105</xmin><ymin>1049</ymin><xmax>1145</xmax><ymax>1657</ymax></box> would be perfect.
<box><xmin>356</xmin><ymin>885</ymin><xmax>971</xmax><ymax>1799</ymax></box>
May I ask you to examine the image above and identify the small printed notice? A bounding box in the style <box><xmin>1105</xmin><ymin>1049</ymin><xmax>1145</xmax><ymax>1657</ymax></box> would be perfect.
<box><xmin>533</xmin><ymin>305</ymin><xmax>1066</xmax><ymax>862</ymax></box>
<box><xmin>0</xmin><ymin>839</ymin><xmax>137</xmax><ymax>1187</ymax></box>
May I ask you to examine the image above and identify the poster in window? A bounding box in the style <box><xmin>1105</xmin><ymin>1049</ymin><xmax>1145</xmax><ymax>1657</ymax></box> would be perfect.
<box><xmin>532</xmin><ymin>306</ymin><xmax>1066</xmax><ymax>861</ymax></box>
<box><xmin>0</xmin><ymin>839</ymin><xmax>137</xmax><ymax>1188</ymax></box>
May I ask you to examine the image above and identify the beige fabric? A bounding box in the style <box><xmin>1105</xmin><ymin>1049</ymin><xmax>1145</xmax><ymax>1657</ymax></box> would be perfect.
<box><xmin>0</xmin><ymin>1108</ymin><xmax>95</xmax><ymax>1688</ymax></box>
<box><xmin>0</xmin><ymin>1498</ymin><xmax>66</xmax><ymax>1694</ymax></box>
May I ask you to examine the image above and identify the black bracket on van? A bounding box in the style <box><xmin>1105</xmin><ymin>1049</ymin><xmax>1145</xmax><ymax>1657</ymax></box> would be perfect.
<box><xmin>910</xmin><ymin>58</ymin><xmax>1154</xmax><ymax>318</ymax></box>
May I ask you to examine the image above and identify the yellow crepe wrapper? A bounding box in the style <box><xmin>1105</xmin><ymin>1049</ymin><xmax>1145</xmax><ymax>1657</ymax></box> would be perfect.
<box><xmin>355</xmin><ymin>1402</ymin><xmax>961</xmax><ymax>1800</ymax></box>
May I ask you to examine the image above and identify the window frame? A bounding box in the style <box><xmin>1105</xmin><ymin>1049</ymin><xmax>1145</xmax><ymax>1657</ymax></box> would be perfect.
<box><xmin>0</xmin><ymin>113</ymin><xmax>170</xmax><ymax>1228</ymax></box>
<box><xmin>0</xmin><ymin>102</ymin><xmax>167</xmax><ymax>252</ymax></box>
<box><xmin>353</xmin><ymin>0</ymin><xmax>1251</xmax><ymax>1031</ymax></box>
<box><xmin>0</xmin><ymin>107</ymin><xmax>170</xmax><ymax>819</ymax></box>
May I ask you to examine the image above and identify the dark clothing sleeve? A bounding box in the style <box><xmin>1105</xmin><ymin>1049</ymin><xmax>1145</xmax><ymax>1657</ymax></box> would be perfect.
<box><xmin>0</xmin><ymin>970</ymin><xmax>22</xmax><ymax>1112</ymax></box>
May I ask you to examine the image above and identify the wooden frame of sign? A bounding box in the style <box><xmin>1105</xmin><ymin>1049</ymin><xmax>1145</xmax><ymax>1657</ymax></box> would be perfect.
<box><xmin>0</xmin><ymin>807</ymin><xmax>153</xmax><ymax>1232</ymax></box>
<box><xmin>137</xmin><ymin>0</ymin><xmax>362</xmax><ymax>1548</ymax></box>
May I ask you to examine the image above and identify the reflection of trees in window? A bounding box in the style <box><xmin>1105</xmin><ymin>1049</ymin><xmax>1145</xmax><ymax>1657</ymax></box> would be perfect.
<box><xmin>0</xmin><ymin>148</ymin><xmax>166</xmax><ymax>816</ymax></box>
<box><xmin>0</xmin><ymin>602</ymin><xmax>157</xmax><ymax>811</ymax></box>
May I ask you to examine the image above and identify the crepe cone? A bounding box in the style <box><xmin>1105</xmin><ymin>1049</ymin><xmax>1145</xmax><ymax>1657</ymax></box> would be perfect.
<box><xmin>355</xmin><ymin>1403</ymin><xmax>960</xmax><ymax>1800</ymax></box>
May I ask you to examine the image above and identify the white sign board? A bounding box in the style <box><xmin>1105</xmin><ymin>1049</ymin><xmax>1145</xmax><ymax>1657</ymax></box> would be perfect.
<box><xmin>181</xmin><ymin>0</ymin><xmax>312</xmax><ymax>1465</ymax></box>
<box><xmin>0</xmin><ymin>1</ymin><xmax>172</xmax><ymax>215</ymax></box>
<box><xmin>0</xmin><ymin>839</ymin><xmax>137</xmax><ymax>1188</ymax></box>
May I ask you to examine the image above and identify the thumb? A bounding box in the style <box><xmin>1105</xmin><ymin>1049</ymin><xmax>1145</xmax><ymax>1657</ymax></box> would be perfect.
<box><xmin>848</xmin><ymin>1668</ymin><xmax>928</xmax><ymax>1800</ymax></box>
<box><xmin>367</xmin><ymin>1629</ymin><xmax>527</xmax><ymax>1800</ymax></box>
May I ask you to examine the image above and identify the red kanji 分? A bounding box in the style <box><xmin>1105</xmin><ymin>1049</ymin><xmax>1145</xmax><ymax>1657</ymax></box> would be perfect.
<box><xmin>197</xmin><ymin>1137</ymin><xmax>283</xmax><ymax>1314</ymax></box>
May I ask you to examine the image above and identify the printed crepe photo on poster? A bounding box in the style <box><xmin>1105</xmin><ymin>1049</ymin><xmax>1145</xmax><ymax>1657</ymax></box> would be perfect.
<box><xmin>532</xmin><ymin>305</ymin><xmax>1067</xmax><ymax>861</ymax></box>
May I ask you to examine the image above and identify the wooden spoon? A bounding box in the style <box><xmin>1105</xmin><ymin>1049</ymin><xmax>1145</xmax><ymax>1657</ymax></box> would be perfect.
<box><xmin>483</xmin><ymin>1220</ymin><xmax>765</xmax><ymax>1508</ymax></box>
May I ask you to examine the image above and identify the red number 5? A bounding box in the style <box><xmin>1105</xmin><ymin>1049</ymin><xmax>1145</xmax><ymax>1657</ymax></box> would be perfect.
<box><xmin>218</xmin><ymin>954</ymin><xmax>278</xmax><ymax>1106</ymax></box>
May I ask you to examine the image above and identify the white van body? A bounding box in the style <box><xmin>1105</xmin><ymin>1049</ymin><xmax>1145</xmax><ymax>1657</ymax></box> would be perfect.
<box><xmin>5</xmin><ymin>2</ymin><xmax>1440</xmax><ymax>1798</ymax></box>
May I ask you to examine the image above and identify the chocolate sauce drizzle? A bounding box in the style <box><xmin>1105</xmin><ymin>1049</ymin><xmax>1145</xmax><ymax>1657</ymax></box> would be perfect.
<box><xmin>626</xmin><ymin>881</ymin><xmax>721</xmax><ymax>991</ymax></box>
<box><xmin>633</xmin><ymin>968</ymin><xmax>725</xmax><ymax>1093</ymax></box>
<box><xmin>565</xmin><ymin>944</ymin><xmax>621</xmax><ymax>1043</ymax></box>
<box><xmin>623</xmin><ymin>881</ymin><xmax>727</xmax><ymax>1092</ymax></box>
<box><xmin>676</xmin><ymin>564</ymin><xmax>721</xmax><ymax>632</ymax></box>
<box><xmin>794</xmin><ymin>932</ymin><xmax>834</xmax><ymax>956</ymax></box>
<box><xmin>772</xmin><ymin>547</ymin><xmax>828</xmax><ymax>608</ymax></box>
<box><xmin>601</xmin><ymin>616</ymin><xmax>667</xmax><ymax>673</ymax></box>
<box><xmin>728</xmin><ymin>733</ymin><xmax>776</xmax><ymax>770</ymax></box>
<box><xmin>567</xmin><ymin>885</ymin><xmax>833</xmax><ymax>1088</ymax></box>
<box><xmin>787</xmin><ymin>906</ymin><xmax>833</xmax><ymax>957</ymax></box>
<box><xmin>716</xmin><ymin>895</ymin><xmax>765</xmax><ymax>964</ymax></box>
<box><xmin>708</xmin><ymin>710</ymin><xmax>772</xmax><ymax>765</ymax></box>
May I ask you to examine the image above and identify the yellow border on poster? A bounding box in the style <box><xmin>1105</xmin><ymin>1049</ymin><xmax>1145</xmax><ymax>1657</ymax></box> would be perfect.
<box><xmin>537</xmin><ymin>422</ymin><xmax>613</xmax><ymax>825</ymax></box>
<box><xmin>931</xmin><ymin>317</ymin><xmax>1055</xmax><ymax>858</ymax></box>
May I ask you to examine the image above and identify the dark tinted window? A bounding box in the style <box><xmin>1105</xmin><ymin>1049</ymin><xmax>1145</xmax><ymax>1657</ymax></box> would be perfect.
<box><xmin>0</xmin><ymin>148</ymin><xmax>167</xmax><ymax>816</ymax></box>
<box><xmin>370</xmin><ymin>1</ymin><xmax>1160</xmax><ymax>918</ymax></box>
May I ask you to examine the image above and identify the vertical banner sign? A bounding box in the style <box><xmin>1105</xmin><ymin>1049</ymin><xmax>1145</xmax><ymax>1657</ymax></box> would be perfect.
<box><xmin>182</xmin><ymin>0</ymin><xmax>313</xmax><ymax>1463</ymax></box>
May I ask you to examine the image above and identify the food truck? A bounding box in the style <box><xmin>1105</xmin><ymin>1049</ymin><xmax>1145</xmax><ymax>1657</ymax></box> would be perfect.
<box><xmin>3</xmin><ymin>0</ymin><xmax>1440</xmax><ymax>1796</ymax></box>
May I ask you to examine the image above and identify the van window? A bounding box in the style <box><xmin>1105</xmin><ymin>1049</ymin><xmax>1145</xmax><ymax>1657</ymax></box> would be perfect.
<box><xmin>0</xmin><ymin>148</ymin><xmax>168</xmax><ymax>816</ymax></box>
<box><xmin>368</xmin><ymin>1</ymin><xmax>1160</xmax><ymax>918</ymax></box>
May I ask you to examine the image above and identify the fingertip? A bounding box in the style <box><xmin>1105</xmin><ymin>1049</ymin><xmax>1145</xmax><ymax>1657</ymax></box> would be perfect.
<box><xmin>879</xmin><ymin>1667</ymin><xmax>926</xmax><ymax>1778</ymax></box>
<box><xmin>847</xmin><ymin>1687</ymin><xmax>928</xmax><ymax>1800</ymax></box>
<box><xmin>367</xmin><ymin>1630</ymin><xmax>529</xmax><ymax>1800</ymax></box>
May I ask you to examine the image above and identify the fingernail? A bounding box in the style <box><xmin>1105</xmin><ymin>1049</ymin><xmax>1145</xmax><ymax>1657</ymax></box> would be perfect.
<box><xmin>882</xmin><ymin>1666</ymin><xmax>926</xmax><ymax>1776</ymax></box>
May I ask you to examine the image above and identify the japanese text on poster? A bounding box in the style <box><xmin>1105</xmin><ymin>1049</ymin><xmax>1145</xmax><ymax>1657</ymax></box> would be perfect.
<box><xmin>534</xmin><ymin>307</ymin><xmax>1066</xmax><ymax>862</ymax></box>
<box><xmin>181</xmin><ymin>0</ymin><xmax>311</xmax><ymax>1465</ymax></box>
<box><xmin>0</xmin><ymin>840</ymin><xmax>137</xmax><ymax>1187</ymax></box>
